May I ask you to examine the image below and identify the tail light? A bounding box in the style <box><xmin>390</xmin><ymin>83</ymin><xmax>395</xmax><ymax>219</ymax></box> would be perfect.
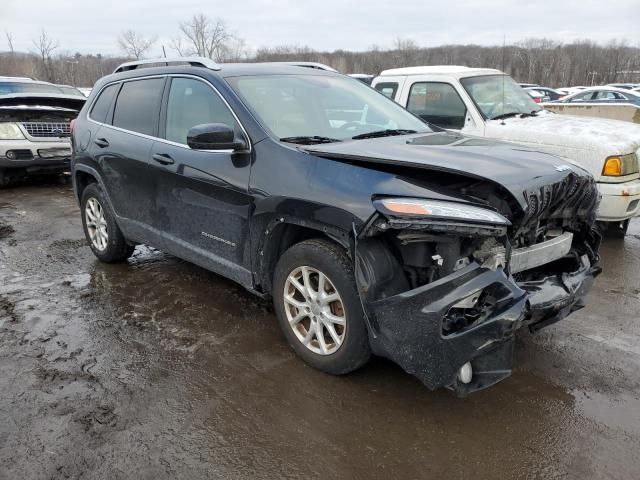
<box><xmin>532</xmin><ymin>97</ymin><xmax>541</xmax><ymax>104</ymax></box>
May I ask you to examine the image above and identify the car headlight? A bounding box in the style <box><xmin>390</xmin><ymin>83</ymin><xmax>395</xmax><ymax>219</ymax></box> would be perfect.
<box><xmin>0</xmin><ymin>123</ymin><xmax>25</xmax><ymax>140</ymax></box>
<box><xmin>602</xmin><ymin>153</ymin><xmax>639</xmax><ymax>177</ymax></box>
<box><xmin>374</xmin><ymin>198</ymin><xmax>511</xmax><ymax>225</ymax></box>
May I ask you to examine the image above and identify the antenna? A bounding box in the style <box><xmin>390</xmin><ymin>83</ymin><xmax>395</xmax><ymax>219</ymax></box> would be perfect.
<box><xmin>501</xmin><ymin>34</ymin><xmax>506</xmax><ymax>125</ymax></box>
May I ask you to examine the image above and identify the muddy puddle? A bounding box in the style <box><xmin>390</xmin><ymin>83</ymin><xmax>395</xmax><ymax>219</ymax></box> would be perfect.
<box><xmin>1</xmin><ymin>182</ymin><xmax>639</xmax><ymax>479</ymax></box>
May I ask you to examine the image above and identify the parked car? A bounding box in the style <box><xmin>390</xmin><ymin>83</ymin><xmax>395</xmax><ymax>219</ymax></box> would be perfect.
<box><xmin>0</xmin><ymin>77</ymin><xmax>67</xmax><ymax>95</ymax></box>
<box><xmin>525</xmin><ymin>89</ymin><xmax>550</xmax><ymax>104</ymax></box>
<box><xmin>525</xmin><ymin>86</ymin><xmax>565</xmax><ymax>101</ymax></box>
<box><xmin>556</xmin><ymin>86</ymin><xmax>588</xmax><ymax>96</ymax></box>
<box><xmin>518</xmin><ymin>83</ymin><xmax>539</xmax><ymax>89</ymax></box>
<box><xmin>71</xmin><ymin>58</ymin><xmax>601</xmax><ymax>395</ymax></box>
<box><xmin>0</xmin><ymin>77</ymin><xmax>85</xmax><ymax>186</ymax></box>
<box><xmin>372</xmin><ymin>66</ymin><xmax>640</xmax><ymax>234</ymax></box>
<box><xmin>554</xmin><ymin>86</ymin><xmax>640</xmax><ymax>106</ymax></box>
<box><xmin>606</xmin><ymin>83</ymin><xmax>639</xmax><ymax>91</ymax></box>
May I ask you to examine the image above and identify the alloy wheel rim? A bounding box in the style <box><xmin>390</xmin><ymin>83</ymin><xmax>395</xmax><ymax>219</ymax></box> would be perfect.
<box><xmin>85</xmin><ymin>197</ymin><xmax>108</xmax><ymax>251</ymax></box>
<box><xmin>283</xmin><ymin>266</ymin><xmax>346</xmax><ymax>355</ymax></box>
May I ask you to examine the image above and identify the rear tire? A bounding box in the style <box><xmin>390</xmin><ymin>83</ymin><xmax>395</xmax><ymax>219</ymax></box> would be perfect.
<box><xmin>0</xmin><ymin>169</ymin><xmax>10</xmax><ymax>188</ymax></box>
<box><xmin>273</xmin><ymin>238</ymin><xmax>370</xmax><ymax>375</ymax></box>
<box><xmin>80</xmin><ymin>183</ymin><xmax>134</xmax><ymax>262</ymax></box>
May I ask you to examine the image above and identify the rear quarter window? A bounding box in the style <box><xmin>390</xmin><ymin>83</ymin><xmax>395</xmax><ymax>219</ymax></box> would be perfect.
<box><xmin>89</xmin><ymin>84</ymin><xmax>119</xmax><ymax>124</ymax></box>
<box><xmin>112</xmin><ymin>78</ymin><xmax>165</xmax><ymax>136</ymax></box>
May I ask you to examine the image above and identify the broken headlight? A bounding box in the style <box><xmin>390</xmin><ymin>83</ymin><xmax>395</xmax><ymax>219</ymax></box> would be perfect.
<box><xmin>0</xmin><ymin>123</ymin><xmax>25</xmax><ymax>140</ymax></box>
<box><xmin>374</xmin><ymin>198</ymin><xmax>511</xmax><ymax>225</ymax></box>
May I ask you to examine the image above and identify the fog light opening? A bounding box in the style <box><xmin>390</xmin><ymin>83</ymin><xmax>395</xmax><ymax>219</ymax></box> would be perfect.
<box><xmin>458</xmin><ymin>362</ymin><xmax>473</xmax><ymax>384</ymax></box>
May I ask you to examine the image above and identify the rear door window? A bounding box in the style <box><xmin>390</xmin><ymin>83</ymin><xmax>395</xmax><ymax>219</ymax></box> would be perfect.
<box><xmin>89</xmin><ymin>84</ymin><xmax>119</xmax><ymax>124</ymax></box>
<box><xmin>375</xmin><ymin>82</ymin><xmax>398</xmax><ymax>100</ymax></box>
<box><xmin>164</xmin><ymin>77</ymin><xmax>238</xmax><ymax>145</ymax></box>
<box><xmin>112</xmin><ymin>78</ymin><xmax>165</xmax><ymax>136</ymax></box>
<box><xmin>407</xmin><ymin>82</ymin><xmax>467</xmax><ymax>129</ymax></box>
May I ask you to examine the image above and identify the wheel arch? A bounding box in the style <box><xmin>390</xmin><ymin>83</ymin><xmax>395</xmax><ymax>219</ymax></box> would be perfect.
<box><xmin>256</xmin><ymin>217</ymin><xmax>351</xmax><ymax>296</ymax></box>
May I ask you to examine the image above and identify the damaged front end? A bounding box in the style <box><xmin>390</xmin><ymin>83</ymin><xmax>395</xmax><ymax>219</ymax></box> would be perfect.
<box><xmin>355</xmin><ymin>173</ymin><xmax>601</xmax><ymax>395</ymax></box>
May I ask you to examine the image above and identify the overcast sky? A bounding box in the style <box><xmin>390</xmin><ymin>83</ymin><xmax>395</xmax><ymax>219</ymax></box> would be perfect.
<box><xmin>1</xmin><ymin>0</ymin><xmax>638</xmax><ymax>56</ymax></box>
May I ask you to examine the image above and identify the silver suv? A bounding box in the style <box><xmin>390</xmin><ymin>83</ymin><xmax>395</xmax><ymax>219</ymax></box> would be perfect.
<box><xmin>0</xmin><ymin>77</ymin><xmax>85</xmax><ymax>185</ymax></box>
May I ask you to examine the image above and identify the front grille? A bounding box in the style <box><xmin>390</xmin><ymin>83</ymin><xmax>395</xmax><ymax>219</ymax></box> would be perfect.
<box><xmin>21</xmin><ymin>122</ymin><xmax>70</xmax><ymax>138</ymax></box>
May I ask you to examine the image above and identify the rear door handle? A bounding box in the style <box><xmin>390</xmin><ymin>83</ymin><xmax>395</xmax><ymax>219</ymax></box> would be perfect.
<box><xmin>152</xmin><ymin>153</ymin><xmax>175</xmax><ymax>165</ymax></box>
<box><xmin>94</xmin><ymin>138</ymin><xmax>109</xmax><ymax>148</ymax></box>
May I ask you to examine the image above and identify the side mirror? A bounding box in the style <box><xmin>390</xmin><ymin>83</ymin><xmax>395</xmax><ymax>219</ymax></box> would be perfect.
<box><xmin>187</xmin><ymin>123</ymin><xmax>247</xmax><ymax>151</ymax></box>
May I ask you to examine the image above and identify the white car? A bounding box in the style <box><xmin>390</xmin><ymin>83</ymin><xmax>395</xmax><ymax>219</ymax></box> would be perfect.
<box><xmin>371</xmin><ymin>66</ymin><xmax>640</xmax><ymax>233</ymax></box>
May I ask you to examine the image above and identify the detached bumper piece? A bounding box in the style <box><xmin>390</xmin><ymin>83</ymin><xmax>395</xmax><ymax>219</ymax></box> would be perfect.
<box><xmin>366</xmin><ymin>257</ymin><xmax>598</xmax><ymax>396</ymax></box>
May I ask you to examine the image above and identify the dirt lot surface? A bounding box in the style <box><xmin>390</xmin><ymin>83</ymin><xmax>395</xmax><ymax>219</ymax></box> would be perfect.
<box><xmin>1</xmin><ymin>180</ymin><xmax>640</xmax><ymax>480</ymax></box>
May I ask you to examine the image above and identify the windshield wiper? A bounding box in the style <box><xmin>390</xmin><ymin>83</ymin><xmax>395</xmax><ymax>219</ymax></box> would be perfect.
<box><xmin>520</xmin><ymin>110</ymin><xmax>541</xmax><ymax>118</ymax></box>
<box><xmin>280</xmin><ymin>136</ymin><xmax>342</xmax><ymax>145</ymax></box>
<box><xmin>351</xmin><ymin>129</ymin><xmax>417</xmax><ymax>140</ymax></box>
<box><xmin>490</xmin><ymin>112</ymin><xmax>520</xmax><ymax>121</ymax></box>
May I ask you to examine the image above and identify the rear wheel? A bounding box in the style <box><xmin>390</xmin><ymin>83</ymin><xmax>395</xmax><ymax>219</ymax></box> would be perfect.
<box><xmin>80</xmin><ymin>183</ymin><xmax>134</xmax><ymax>262</ymax></box>
<box><xmin>0</xmin><ymin>169</ymin><xmax>10</xmax><ymax>188</ymax></box>
<box><xmin>273</xmin><ymin>239</ymin><xmax>370</xmax><ymax>375</ymax></box>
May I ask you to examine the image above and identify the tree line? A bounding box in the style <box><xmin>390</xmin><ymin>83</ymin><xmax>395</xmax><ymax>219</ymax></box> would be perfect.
<box><xmin>1</xmin><ymin>14</ymin><xmax>638</xmax><ymax>88</ymax></box>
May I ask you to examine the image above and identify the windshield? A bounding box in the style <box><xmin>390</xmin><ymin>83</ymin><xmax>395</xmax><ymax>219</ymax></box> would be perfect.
<box><xmin>227</xmin><ymin>74</ymin><xmax>430</xmax><ymax>142</ymax></box>
<box><xmin>461</xmin><ymin>75</ymin><xmax>542</xmax><ymax>120</ymax></box>
<box><xmin>57</xmin><ymin>86</ymin><xmax>85</xmax><ymax>97</ymax></box>
<box><xmin>0</xmin><ymin>81</ymin><xmax>63</xmax><ymax>95</ymax></box>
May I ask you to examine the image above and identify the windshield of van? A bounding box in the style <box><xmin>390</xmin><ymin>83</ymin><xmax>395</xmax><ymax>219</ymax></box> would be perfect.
<box><xmin>227</xmin><ymin>74</ymin><xmax>431</xmax><ymax>143</ymax></box>
<box><xmin>461</xmin><ymin>74</ymin><xmax>542</xmax><ymax>120</ymax></box>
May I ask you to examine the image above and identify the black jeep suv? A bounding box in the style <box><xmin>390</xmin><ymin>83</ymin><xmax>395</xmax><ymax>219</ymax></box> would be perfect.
<box><xmin>71</xmin><ymin>58</ymin><xmax>601</xmax><ymax>394</ymax></box>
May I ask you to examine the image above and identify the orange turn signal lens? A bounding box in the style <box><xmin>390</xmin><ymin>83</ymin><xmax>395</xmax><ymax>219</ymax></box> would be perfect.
<box><xmin>602</xmin><ymin>157</ymin><xmax>622</xmax><ymax>176</ymax></box>
<box><xmin>382</xmin><ymin>200</ymin><xmax>432</xmax><ymax>215</ymax></box>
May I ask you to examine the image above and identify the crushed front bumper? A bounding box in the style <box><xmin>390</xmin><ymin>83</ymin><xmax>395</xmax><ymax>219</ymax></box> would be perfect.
<box><xmin>365</xmin><ymin>257</ymin><xmax>599</xmax><ymax>395</ymax></box>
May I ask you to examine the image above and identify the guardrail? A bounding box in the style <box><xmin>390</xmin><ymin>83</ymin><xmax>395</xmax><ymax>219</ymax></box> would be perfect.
<box><xmin>543</xmin><ymin>102</ymin><xmax>640</xmax><ymax>124</ymax></box>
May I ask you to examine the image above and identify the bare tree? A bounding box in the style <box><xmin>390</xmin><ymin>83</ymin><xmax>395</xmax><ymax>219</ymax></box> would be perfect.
<box><xmin>32</xmin><ymin>29</ymin><xmax>59</xmax><ymax>82</ymax></box>
<box><xmin>5</xmin><ymin>30</ymin><xmax>14</xmax><ymax>54</ymax></box>
<box><xmin>173</xmin><ymin>14</ymin><xmax>235</xmax><ymax>61</ymax></box>
<box><xmin>117</xmin><ymin>30</ymin><xmax>157</xmax><ymax>59</ymax></box>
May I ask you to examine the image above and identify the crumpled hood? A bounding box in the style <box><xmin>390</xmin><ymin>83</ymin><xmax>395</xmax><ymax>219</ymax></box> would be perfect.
<box><xmin>304</xmin><ymin>131</ymin><xmax>591</xmax><ymax>209</ymax></box>
<box><xmin>484</xmin><ymin>111</ymin><xmax>640</xmax><ymax>177</ymax></box>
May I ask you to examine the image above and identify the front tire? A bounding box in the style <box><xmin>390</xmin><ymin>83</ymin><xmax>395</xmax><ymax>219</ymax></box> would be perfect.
<box><xmin>273</xmin><ymin>239</ymin><xmax>370</xmax><ymax>375</ymax></box>
<box><xmin>80</xmin><ymin>183</ymin><xmax>134</xmax><ymax>262</ymax></box>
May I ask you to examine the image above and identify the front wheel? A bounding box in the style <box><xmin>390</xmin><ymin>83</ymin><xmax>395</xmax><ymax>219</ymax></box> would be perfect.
<box><xmin>598</xmin><ymin>219</ymin><xmax>630</xmax><ymax>237</ymax></box>
<box><xmin>80</xmin><ymin>183</ymin><xmax>134</xmax><ymax>262</ymax></box>
<box><xmin>273</xmin><ymin>239</ymin><xmax>370</xmax><ymax>375</ymax></box>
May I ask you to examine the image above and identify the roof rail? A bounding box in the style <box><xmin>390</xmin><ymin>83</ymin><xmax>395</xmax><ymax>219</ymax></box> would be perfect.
<box><xmin>269</xmin><ymin>62</ymin><xmax>338</xmax><ymax>72</ymax></box>
<box><xmin>113</xmin><ymin>57</ymin><xmax>221</xmax><ymax>74</ymax></box>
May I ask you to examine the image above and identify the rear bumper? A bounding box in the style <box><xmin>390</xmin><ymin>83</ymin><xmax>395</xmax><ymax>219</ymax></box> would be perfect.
<box><xmin>597</xmin><ymin>179</ymin><xmax>640</xmax><ymax>221</ymax></box>
<box><xmin>366</xmin><ymin>256</ymin><xmax>598</xmax><ymax>395</ymax></box>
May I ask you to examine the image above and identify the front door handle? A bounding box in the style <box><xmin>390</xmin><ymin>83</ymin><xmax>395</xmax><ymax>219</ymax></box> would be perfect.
<box><xmin>152</xmin><ymin>153</ymin><xmax>175</xmax><ymax>165</ymax></box>
<box><xmin>94</xmin><ymin>138</ymin><xmax>109</xmax><ymax>148</ymax></box>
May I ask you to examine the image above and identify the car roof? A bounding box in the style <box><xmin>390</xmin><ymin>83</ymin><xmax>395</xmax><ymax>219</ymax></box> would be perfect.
<box><xmin>577</xmin><ymin>86</ymin><xmax>639</xmax><ymax>95</ymax></box>
<box><xmin>378</xmin><ymin>65</ymin><xmax>503</xmax><ymax>78</ymax></box>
